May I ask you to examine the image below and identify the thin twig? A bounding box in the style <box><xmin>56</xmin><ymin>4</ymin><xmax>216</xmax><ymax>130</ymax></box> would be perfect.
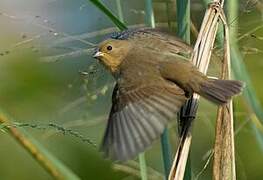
<box><xmin>40</xmin><ymin>48</ymin><xmax>95</xmax><ymax>62</ymax></box>
<box><xmin>6</xmin><ymin>122</ymin><xmax>97</xmax><ymax>147</ymax></box>
<box><xmin>113</xmin><ymin>162</ymin><xmax>164</xmax><ymax>180</ymax></box>
<box><xmin>194</xmin><ymin>150</ymin><xmax>214</xmax><ymax>180</ymax></box>
<box><xmin>0</xmin><ymin>112</ymin><xmax>80</xmax><ymax>180</ymax></box>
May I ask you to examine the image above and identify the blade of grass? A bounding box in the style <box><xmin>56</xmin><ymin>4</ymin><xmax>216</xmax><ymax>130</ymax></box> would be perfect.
<box><xmin>88</xmin><ymin>0</ymin><xmax>127</xmax><ymax>30</ymax></box>
<box><xmin>161</xmin><ymin>128</ymin><xmax>172</xmax><ymax>179</ymax></box>
<box><xmin>133</xmin><ymin>1</ymin><xmax>157</xmax><ymax>179</ymax></box>
<box><xmin>115</xmin><ymin>0</ymin><xmax>124</xmax><ymax>22</ymax></box>
<box><xmin>145</xmin><ymin>0</ymin><xmax>155</xmax><ymax>28</ymax></box>
<box><xmin>176</xmin><ymin>0</ymin><xmax>190</xmax><ymax>42</ymax></box>
<box><xmin>138</xmin><ymin>153</ymin><xmax>148</xmax><ymax>180</ymax></box>
<box><xmin>144</xmin><ymin>0</ymin><xmax>173</xmax><ymax>178</ymax></box>
<box><xmin>146</xmin><ymin>0</ymin><xmax>174</xmax><ymax>177</ymax></box>
<box><xmin>226</xmin><ymin>0</ymin><xmax>263</xmax><ymax>151</ymax></box>
<box><xmin>0</xmin><ymin>111</ymin><xmax>81</xmax><ymax>180</ymax></box>
<box><xmin>176</xmin><ymin>0</ymin><xmax>191</xmax><ymax>179</ymax></box>
<box><xmin>165</xmin><ymin>0</ymin><xmax>172</xmax><ymax>28</ymax></box>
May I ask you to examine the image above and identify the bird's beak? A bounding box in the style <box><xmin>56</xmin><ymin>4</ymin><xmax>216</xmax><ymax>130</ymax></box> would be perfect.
<box><xmin>93</xmin><ymin>51</ymin><xmax>104</xmax><ymax>58</ymax></box>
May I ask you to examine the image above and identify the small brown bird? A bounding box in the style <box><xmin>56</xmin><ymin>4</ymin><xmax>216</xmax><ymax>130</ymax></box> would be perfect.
<box><xmin>93</xmin><ymin>28</ymin><xmax>244</xmax><ymax>161</ymax></box>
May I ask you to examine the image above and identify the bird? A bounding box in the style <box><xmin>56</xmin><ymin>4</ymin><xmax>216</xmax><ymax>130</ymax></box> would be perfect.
<box><xmin>93</xmin><ymin>28</ymin><xmax>244</xmax><ymax>161</ymax></box>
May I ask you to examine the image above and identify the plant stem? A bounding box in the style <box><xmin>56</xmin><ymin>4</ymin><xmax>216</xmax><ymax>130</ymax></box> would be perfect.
<box><xmin>144</xmin><ymin>0</ymin><xmax>155</xmax><ymax>28</ymax></box>
<box><xmin>161</xmin><ymin>128</ymin><xmax>172</xmax><ymax>179</ymax></box>
<box><xmin>176</xmin><ymin>0</ymin><xmax>190</xmax><ymax>42</ymax></box>
<box><xmin>88</xmin><ymin>0</ymin><xmax>127</xmax><ymax>30</ymax></box>
<box><xmin>0</xmin><ymin>111</ymin><xmax>80</xmax><ymax>180</ymax></box>
<box><xmin>115</xmin><ymin>0</ymin><xmax>124</xmax><ymax>22</ymax></box>
<box><xmin>176</xmin><ymin>0</ymin><xmax>191</xmax><ymax>180</ymax></box>
<box><xmin>145</xmin><ymin>0</ymin><xmax>173</xmax><ymax>178</ymax></box>
<box><xmin>138</xmin><ymin>153</ymin><xmax>148</xmax><ymax>180</ymax></box>
<box><xmin>165</xmin><ymin>0</ymin><xmax>172</xmax><ymax>28</ymax></box>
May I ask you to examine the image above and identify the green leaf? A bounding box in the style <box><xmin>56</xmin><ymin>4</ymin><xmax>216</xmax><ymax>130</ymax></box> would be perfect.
<box><xmin>88</xmin><ymin>0</ymin><xmax>127</xmax><ymax>30</ymax></box>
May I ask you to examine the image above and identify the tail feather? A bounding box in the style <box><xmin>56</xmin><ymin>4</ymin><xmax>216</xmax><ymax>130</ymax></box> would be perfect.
<box><xmin>199</xmin><ymin>79</ymin><xmax>244</xmax><ymax>105</ymax></box>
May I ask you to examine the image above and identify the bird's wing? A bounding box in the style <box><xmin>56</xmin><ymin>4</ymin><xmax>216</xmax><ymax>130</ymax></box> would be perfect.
<box><xmin>101</xmin><ymin>79</ymin><xmax>187</xmax><ymax>161</ymax></box>
<box><xmin>111</xmin><ymin>27</ymin><xmax>192</xmax><ymax>57</ymax></box>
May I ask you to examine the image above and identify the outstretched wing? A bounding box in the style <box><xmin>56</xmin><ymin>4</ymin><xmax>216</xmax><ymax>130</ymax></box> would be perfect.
<box><xmin>101</xmin><ymin>80</ymin><xmax>187</xmax><ymax>161</ymax></box>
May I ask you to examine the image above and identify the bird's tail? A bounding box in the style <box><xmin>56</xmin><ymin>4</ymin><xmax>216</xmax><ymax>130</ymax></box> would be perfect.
<box><xmin>197</xmin><ymin>78</ymin><xmax>244</xmax><ymax>105</ymax></box>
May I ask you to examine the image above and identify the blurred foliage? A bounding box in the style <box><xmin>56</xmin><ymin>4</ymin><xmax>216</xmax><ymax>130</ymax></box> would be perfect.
<box><xmin>0</xmin><ymin>0</ymin><xmax>262</xmax><ymax>179</ymax></box>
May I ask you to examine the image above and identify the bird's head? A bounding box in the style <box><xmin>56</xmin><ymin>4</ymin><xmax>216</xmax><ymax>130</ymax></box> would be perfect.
<box><xmin>93</xmin><ymin>39</ymin><xmax>132</xmax><ymax>73</ymax></box>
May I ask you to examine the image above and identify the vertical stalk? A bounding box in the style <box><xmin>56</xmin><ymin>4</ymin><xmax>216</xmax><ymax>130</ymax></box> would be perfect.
<box><xmin>145</xmin><ymin>0</ymin><xmax>172</xmax><ymax>178</ymax></box>
<box><xmin>88</xmin><ymin>0</ymin><xmax>127</xmax><ymax>30</ymax></box>
<box><xmin>145</xmin><ymin>0</ymin><xmax>155</xmax><ymax>28</ymax></box>
<box><xmin>165</xmin><ymin>0</ymin><xmax>172</xmax><ymax>28</ymax></box>
<box><xmin>227</xmin><ymin>0</ymin><xmax>237</xmax><ymax>41</ymax></box>
<box><xmin>115</xmin><ymin>0</ymin><xmax>124</xmax><ymax>22</ymax></box>
<box><xmin>176</xmin><ymin>1</ymin><xmax>191</xmax><ymax>180</ymax></box>
<box><xmin>176</xmin><ymin>0</ymin><xmax>191</xmax><ymax>42</ymax></box>
<box><xmin>138</xmin><ymin>153</ymin><xmax>148</xmax><ymax>180</ymax></box>
<box><xmin>137</xmin><ymin>1</ymin><xmax>157</xmax><ymax>179</ymax></box>
<box><xmin>161</xmin><ymin>128</ymin><xmax>172</xmax><ymax>179</ymax></box>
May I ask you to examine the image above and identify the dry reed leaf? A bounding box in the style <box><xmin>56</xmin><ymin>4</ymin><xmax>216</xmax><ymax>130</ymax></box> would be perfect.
<box><xmin>168</xmin><ymin>0</ymin><xmax>236</xmax><ymax>179</ymax></box>
<box><xmin>212</xmin><ymin>10</ymin><xmax>236</xmax><ymax>180</ymax></box>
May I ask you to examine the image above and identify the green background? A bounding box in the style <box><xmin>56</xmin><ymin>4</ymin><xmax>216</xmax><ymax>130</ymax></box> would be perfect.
<box><xmin>0</xmin><ymin>0</ymin><xmax>262</xmax><ymax>179</ymax></box>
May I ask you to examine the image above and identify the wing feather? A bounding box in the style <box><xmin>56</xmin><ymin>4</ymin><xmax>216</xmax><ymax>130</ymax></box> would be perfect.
<box><xmin>100</xmin><ymin>82</ymin><xmax>187</xmax><ymax>161</ymax></box>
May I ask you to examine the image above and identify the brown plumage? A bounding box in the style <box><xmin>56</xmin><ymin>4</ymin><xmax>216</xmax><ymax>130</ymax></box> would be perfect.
<box><xmin>93</xmin><ymin>28</ymin><xmax>244</xmax><ymax>161</ymax></box>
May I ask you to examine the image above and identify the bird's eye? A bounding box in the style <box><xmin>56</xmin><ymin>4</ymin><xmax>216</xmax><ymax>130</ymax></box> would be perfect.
<box><xmin>106</xmin><ymin>45</ymin><xmax>112</xmax><ymax>51</ymax></box>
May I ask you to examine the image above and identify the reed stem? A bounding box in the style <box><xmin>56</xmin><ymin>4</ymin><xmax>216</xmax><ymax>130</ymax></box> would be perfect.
<box><xmin>161</xmin><ymin>128</ymin><xmax>172</xmax><ymax>179</ymax></box>
<box><xmin>138</xmin><ymin>153</ymin><xmax>148</xmax><ymax>180</ymax></box>
<box><xmin>176</xmin><ymin>0</ymin><xmax>190</xmax><ymax>42</ymax></box>
<box><xmin>176</xmin><ymin>0</ymin><xmax>192</xmax><ymax>179</ymax></box>
<box><xmin>145</xmin><ymin>0</ymin><xmax>155</xmax><ymax>28</ymax></box>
